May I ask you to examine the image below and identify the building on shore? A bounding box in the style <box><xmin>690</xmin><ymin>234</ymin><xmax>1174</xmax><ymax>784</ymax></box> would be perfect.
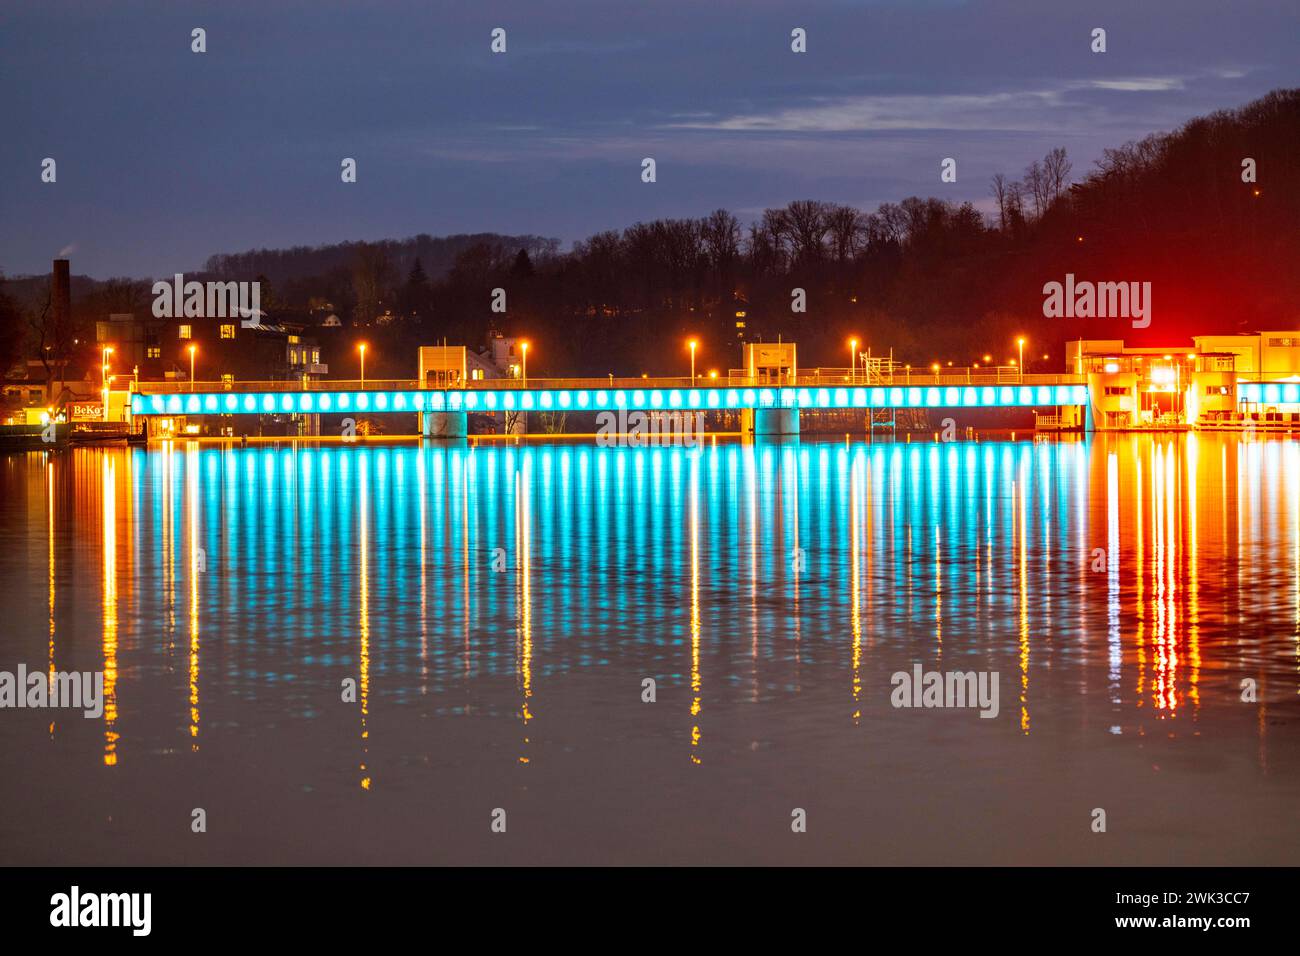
<box><xmin>1069</xmin><ymin>332</ymin><xmax>1300</xmax><ymax>430</ymax></box>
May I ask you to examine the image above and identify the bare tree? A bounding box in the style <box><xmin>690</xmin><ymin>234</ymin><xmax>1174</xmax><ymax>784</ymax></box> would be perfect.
<box><xmin>760</xmin><ymin>207</ymin><xmax>791</xmax><ymax>271</ymax></box>
<box><xmin>1042</xmin><ymin>147</ymin><xmax>1073</xmax><ymax>203</ymax></box>
<box><xmin>351</xmin><ymin>242</ymin><xmax>395</xmax><ymax>325</ymax></box>
<box><xmin>825</xmin><ymin>205</ymin><xmax>867</xmax><ymax>261</ymax></box>
<box><xmin>784</xmin><ymin>200</ymin><xmax>830</xmax><ymax>264</ymax></box>
<box><xmin>1006</xmin><ymin>180</ymin><xmax>1027</xmax><ymax>232</ymax></box>
<box><xmin>990</xmin><ymin>173</ymin><xmax>1009</xmax><ymax>232</ymax></box>
<box><xmin>700</xmin><ymin>209</ymin><xmax>740</xmax><ymax>270</ymax></box>
<box><xmin>1023</xmin><ymin>160</ymin><xmax>1049</xmax><ymax>219</ymax></box>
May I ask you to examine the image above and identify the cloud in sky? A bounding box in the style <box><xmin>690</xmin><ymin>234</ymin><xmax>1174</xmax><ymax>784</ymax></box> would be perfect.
<box><xmin>0</xmin><ymin>0</ymin><xmax>1296</xmax><ymax>277</ymax></box>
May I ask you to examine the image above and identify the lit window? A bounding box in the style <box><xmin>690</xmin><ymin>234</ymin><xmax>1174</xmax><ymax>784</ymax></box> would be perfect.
<box><xmin>179</xmin><ymin>325</ymin><xmax>192</xmax><ymax>339</ymax></box>
<box><xmin>289</xmin><ymin>349</ymin><xmax>299</xmax><ymax>364</ymax></box>
<box><xmin>147</xmin><ymin>346</ymin><xmax>161</xmax><ymax>359</ymax></box>
<box><xmin>288</xmin><ymin>335</ymin><xmax>300</xmax><ymax>344</ymax></box>
<box><xmin>312</xmin><ymin>349</ymin><xmax>320</xmax><ymax>364</ymax></box>
<box><xmin>220</xmin><ymin>324</ymin><xmax>236</xmax><ymax>339</ymax></box>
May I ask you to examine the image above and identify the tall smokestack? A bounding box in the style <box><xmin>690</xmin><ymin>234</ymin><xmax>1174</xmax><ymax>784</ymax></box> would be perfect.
<box><xmin>52</xmin><ymin>258</ymin><xmax>70</xmax><ymax>330</ymax></box>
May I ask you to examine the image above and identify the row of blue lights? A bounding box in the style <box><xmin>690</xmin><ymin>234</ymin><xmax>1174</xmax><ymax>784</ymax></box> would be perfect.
<box><xmin>132</xmin><ymin>384</ymin><xmax>1091</xmax><ymax>417</ymax></box>
<box><xmin>1238</xmin><ymin>382</ymin><xmax>1300</xmax><ymax>405</ymax></box>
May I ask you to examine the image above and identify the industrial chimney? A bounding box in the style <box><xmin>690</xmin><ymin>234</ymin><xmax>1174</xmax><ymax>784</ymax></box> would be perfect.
<box><xmin>51</xmin><ymin>258</ymin><xmax>70</xmax><ymax>331</ymax></box>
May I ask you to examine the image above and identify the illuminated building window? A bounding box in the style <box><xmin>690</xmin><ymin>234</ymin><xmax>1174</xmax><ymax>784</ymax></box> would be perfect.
<box><xmin>220</xmin><ymin>324</ymin><xmax>236</xmax><ymax>339</ymax></box>
<box><xmin>289</xmin><ymin>348</ymin><xmax>299</xmax><ymax>364</ymax></box>
<box><xmin>178</xmin><ymin>324</ymin><xmax>192</xmax><ymax>339</ymax></box>
<box><xmin>147</xmin><ymin>346</ymin><xmax>161</xmax><ymax>359</ymax></box>
<box><xmin>288</xmin><ymin>335</ymin><xmax>300</xmax><ymax>344</ymax></box>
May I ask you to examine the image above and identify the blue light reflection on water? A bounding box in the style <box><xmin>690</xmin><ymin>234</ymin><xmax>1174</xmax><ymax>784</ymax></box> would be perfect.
<box><xmin>4</xmin><ymin>434</ymin><xmax>1300</xmax><ymax>864</ymax></box>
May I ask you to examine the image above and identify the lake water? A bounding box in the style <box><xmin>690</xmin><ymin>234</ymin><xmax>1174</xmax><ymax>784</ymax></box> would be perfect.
<box><xmin>1</xmin><ymin>434</ymin><xmax>1297</xmax><ymax>865</ymax></box>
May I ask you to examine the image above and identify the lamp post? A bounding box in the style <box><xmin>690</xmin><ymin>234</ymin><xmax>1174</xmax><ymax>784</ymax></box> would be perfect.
<box><xmin>188</xmin><ymin>344</ymin><xmax>197</xmax><ymax>391</ymax></box>
<box><xmin>101</xmin><ymin>346</ymin><xmax>114</xmax><ymax>421</ymax></box>
<box><xmin>849</xmin><ymin>338</ymin><xmax>858</xmax><ymax>382</ymax></box>
<box><xmin>1017</xmin><ymin>337</ymin><xmax>1025</xmax><ymax>381</ymax></box>
<box><xmin>688</xmin><ymin>339</ymin><xmax>698</xmax><ymax>383</ymax></box>
<box><xmin>358</xmin><ymin>343</ymin><xmax>367</xmax><ymax>386</ymax></box>
<box><xmin>520</xmin><ymin>341</ymin><xmax>529</xmax><ymax>386</ymax></box>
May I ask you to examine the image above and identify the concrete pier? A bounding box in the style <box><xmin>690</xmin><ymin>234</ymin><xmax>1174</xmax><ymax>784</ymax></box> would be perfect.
<box><xmin>421</xmin><ymin>411</ymin><xmax>468</xmax><ymax>439</ymax></box>
<box><xmin>747</xmin><ymin>407</ymin><xmax>801</xmax><ymax>438</ymax></box>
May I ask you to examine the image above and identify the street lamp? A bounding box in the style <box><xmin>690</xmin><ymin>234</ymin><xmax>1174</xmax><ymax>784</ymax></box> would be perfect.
<box><xmin>932</xmin><ymin>362</ymin><xmax>940</xmax><ymax>383</ymax></box>
<box><xmin>520</xmin><ymin>341</ymin><xmax>529</xmax><ymax>386</ymax></box>
<box><xmin>688</xmin><ymin>339</ymin><xmax>698</xmax><ymax>383</ymax></box>
<box><xmin>849</xmin><ymin>337</ymin><xmax>858</xmax><ymax>382</ymax></box>
<box><xmin>1017</xmin><ymin>337</ymin><xmax>1025</xmax><ymax>381</ymax></box>
<box><xmin>358</xmin><ymin>342</ymin><xmax>367</xmax><ymax>386</ymax></box>
<box><xmin>101</xmin><ymin>346</ymin><xmax>114</xmax><ymax>421</ymax></box>
<box><xmin>188</xmin><ymin>344</ymin><xmax>197</xmax><ymax>391</ymax></box>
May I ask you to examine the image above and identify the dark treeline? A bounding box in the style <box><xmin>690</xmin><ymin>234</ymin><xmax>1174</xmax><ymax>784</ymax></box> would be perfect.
<box><xmin>327</xmin><ymin>89</ymin><xmax>1298</xmax><ymax>378</ymax></box>
<box><xmin>4</xmin><ymin>90</ymin><xmax>1296</xmax><ymax>381</ymax></box>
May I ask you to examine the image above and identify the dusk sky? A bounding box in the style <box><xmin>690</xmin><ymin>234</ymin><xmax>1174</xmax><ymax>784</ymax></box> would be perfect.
<box><xmin>2</xmin><ymin>0</ymin><xmax>1296</xmax><ymax>279</ymax></box>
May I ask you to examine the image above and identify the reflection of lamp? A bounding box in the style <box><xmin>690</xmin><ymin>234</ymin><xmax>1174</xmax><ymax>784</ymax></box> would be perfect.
<box><xmin>101</xmin><ymin>346</ymin><xmax>114</xmax><ymax>422</ymax></box>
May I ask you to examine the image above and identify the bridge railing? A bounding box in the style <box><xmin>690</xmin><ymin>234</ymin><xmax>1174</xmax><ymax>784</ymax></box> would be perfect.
<box><xmin>730</xmin><ymin>368</ymin><xmax>1083</xmax><ymax>387</ymax></box>
<box><xmin>134</xmin><ymin>370</ymin><xmax>1086</xmax><ymax>395</ymax></box>
<box><xmin>464</xmin><ymin>376</ymin><xmax>699</xmax><ymax>390</ymax></box>
<box><xmin>134</xmin><ymin>379</ymin><xmax>421</xmax><ymax>394</ymax></box>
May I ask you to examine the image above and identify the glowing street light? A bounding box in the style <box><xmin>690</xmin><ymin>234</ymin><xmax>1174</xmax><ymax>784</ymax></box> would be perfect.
<box><xmin>687</xmin><ymin>338</ymin><xmax>698</xmax><ymax>382</ymax></box>
<box><xmin>849</xmin><ymin>337</ymin><xmax>859</xmax><ymax>382</ymax></box>
<box><xmin>358</xmin><ymin>342</ymin><xmax>367</xmax><ymax>386</ymax></box>
<box><xmin>188</xmin><ymin>344</ymin><xmax>197</xmax><ymax>391</ymax></box>
<box><xmin>520</xmin><ymin>340</ymin><xmax>530</xmax><ymax>386</ymax></box>
<box><xmin>932</xmin><ymin>362</ymin><xmax>941</xmax><ymax>383</ymax></box>
<box><xmin>1017</xmin><ymin>337</ymin><xmax>1026</xmax><ymax>381</ymax></box>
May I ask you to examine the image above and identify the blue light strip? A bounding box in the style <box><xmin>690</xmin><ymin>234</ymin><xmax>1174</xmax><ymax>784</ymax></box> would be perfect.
<box><xmin>1238</xmin><ymin>382</ymin><xmax>1300</xmax><ymax>405</ymax></box>
<box><xmin>131</xmin><ymin>384</ymin><xmax>1091</xmax><ymax>416</ymax></box>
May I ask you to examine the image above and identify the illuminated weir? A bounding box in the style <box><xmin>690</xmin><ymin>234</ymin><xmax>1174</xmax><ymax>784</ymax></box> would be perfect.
<box><xmin>122</xmin><ymin>338</ymin><xmax>1094</xmax><ymax>439</ymax></box>
<box><xmin>128</xmin><ymin>380</ymin><xmax>1090</xmax><ymax>427</ymax></box>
